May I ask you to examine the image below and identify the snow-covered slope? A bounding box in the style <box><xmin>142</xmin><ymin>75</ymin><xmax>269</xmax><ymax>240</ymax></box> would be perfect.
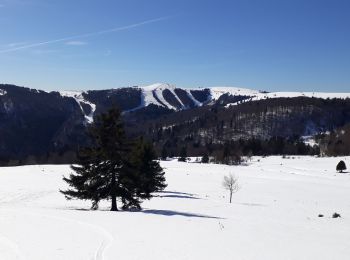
<box><xmin>59</xmin><ymin>83</ymin><xmax>350</xmax><ymax>116</ymax></box>
<box><xmin>140</xmin><ymin>83</ymin><xmax>183</xmax><ymax>110</ymax></box>
<box><xmin>209</xmin><ymin>86</ymin><xmax>261</xmax><ymax>100</ymax></box>
<box><xmin>138</xmin><ymin>83</ymin><xmax>196</xmax><ymax>110</ymax></box>
<box><xmin>59</xmin><ymin>91</ymin><xmax>96</xmax><ymax>124</ymax></box>
<box><xmin>138</xmin><ymin>84</ymin><xmax>350</xmax><ymax>110</ymax></box>
<box><xmin>0</xmin><ymin>156</ymin><xmax>350</xmax><ymax>259</ymax></box>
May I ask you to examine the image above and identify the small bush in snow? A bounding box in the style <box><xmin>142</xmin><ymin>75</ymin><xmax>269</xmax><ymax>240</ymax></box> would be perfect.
<box><xmin>332</xmin><ymin>212</ymin><xmax>341</xmax><ymax>218</ymax></box>
<box><xmin>336</xmin><ymin>160</ymin><xmax>346</xmax><ymax>173</ymax></box>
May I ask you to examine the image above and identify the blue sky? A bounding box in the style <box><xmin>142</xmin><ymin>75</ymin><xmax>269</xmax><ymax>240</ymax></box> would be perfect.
<box><xmin>0</xmin><ymin>0</ymin><xmax>349</xmax><ymax>92</ymax></box>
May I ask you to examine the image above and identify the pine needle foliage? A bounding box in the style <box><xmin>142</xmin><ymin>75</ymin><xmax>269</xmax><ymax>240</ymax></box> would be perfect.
<box><xmin>60</xmin><ymin>107</ymin><xmax>166</xmax><ymax>211</ymax></box>
<box><xmin>121</xmin><ymin>138</ymin><xmax>167</xmax><ymax>210</ymax></box>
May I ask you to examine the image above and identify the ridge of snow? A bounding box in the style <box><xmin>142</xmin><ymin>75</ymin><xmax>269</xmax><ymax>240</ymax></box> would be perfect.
<box><xmin>209</xmin><ymin>86</ymin><xmax>261</xmax><ymax>100</ymax></box>
<box><xmin>60</xmin><ymin>84</ymin><xmax>350</xmax><ymax>114</ymax></box>
<box><xmin>136</xmin><ymin>84</ymin><xmax>350</xmax><ymax>112</ymax></box>
<box><xmin>222</xmin><ymin>90</ymin><xmax>350</xmax><ymax>107</ymax></box>
<box><xmin>252</xmin><ymin>91</ymin><xmax>350</xmax><ymax>100</ymax></box>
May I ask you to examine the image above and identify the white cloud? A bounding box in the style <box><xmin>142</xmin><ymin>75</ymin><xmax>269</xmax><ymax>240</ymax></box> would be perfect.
<box><xmin>0</xmin><ymin>16</ymin><xmax>173</xmax><ymax>54</ymax></box>
<box><xmin>65</xmin><ymin>41</ymin><xmax>87</xmax><ymax>46</ymax></box>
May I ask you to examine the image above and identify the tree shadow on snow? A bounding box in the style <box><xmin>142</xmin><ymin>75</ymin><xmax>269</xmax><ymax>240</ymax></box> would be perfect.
<box><xmin>156</xmin><ymin>190</ymin><xmax>200</xmax><ymax>199</ymax></box>
<box><xmin>56</xmin><ymin>206</ymin><xmax>91</xmax><ymax>211</ymax></box>
<box><xmin>159</xmin><ymin>194</ymin><xmax>200</xmax><ymax>199</ymax></box>
<box><xmin>139</xmin><ymin>209</ymin><xmax>223</xmax><ymax>219</ymax></box>
<box><xmin>160</xmin><ymin>190</ymin><xmax>195</xmax><ymax>195</ymax></box>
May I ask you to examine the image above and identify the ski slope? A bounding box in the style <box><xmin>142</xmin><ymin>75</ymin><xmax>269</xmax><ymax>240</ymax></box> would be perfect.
<box><xmin>58</xmin><ymin>84</ymin><xmax>350</xmax><ymax>116</ymax></box>
<box><xmin>1</xmin><ymin>156</ymin><xmax>350</xmax><ymax>259</ymax></box>
<box><xmin>59</xmin><ymin>91</ymin><xmax>96</xmax><ymax>124</ymax></box>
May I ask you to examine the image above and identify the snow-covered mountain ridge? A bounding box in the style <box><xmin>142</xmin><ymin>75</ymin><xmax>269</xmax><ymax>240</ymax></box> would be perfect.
<box><xmin>58</xmin><ymin>83</ymin><xmax>350</xmax><ymax>120</ymax></box>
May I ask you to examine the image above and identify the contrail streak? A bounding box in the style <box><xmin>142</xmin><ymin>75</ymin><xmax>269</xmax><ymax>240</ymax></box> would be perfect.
<box><xmin>0</xmin><ymin>16</ymin><xmax>170</xmax><ymax>53</ymax></box>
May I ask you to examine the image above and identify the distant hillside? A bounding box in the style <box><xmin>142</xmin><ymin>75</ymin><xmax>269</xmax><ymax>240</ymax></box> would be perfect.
<box><xmin>317</xmin><ymin>123</ymin><xmax>350</xmax><ymax>156</ymax></box>
<box><xmin>0</xmin><ymin>83</ymin><xmax>350</xmax><ymax>165</ymax></box>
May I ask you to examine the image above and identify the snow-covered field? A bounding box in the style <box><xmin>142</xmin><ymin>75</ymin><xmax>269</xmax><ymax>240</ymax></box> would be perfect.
<box><xmin>1</xmin><ymin>156</ymin><xmax>350</xmax><ymax>260</ymax></box>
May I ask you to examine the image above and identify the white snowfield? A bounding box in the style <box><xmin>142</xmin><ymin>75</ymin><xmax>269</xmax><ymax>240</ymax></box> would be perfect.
<box><xmin>0</xmin><ymin>156</ymin><xmax>350</xmax><ymax>260</ymax></box>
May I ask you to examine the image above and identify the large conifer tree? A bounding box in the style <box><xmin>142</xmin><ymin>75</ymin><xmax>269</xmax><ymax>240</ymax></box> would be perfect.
<box><xmin>61</xmin><ymin>108</ymin><xmax>167</xmax><ymax>211</ymax></box>
<box><xmin>61</xmin><ymin>108</ymin><xmax>127</xmax><ymax>211</ymax></box>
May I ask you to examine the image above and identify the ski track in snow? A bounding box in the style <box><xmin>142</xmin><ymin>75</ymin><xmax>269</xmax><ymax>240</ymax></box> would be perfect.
<box><xmin>0</xmin><ymin>233</ymin><xmax>26</xmax><ymax>260</ymax></box>
<box><xmin>1</xmin><ymin>208</ymin><xmax>114</xmax><ymax>260</ymax></box>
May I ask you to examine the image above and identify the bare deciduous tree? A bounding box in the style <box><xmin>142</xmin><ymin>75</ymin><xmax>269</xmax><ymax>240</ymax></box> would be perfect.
<box><xmin>222</xmin><ymin>173</ymin><xmax>239</xmax><ymax>203</ymax></box>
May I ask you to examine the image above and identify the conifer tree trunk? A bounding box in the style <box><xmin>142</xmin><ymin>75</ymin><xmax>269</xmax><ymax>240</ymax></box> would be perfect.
<box><xmin>111</xmin><ymin>172</ymin><xmax>118</xmax><ymax>211</ymax></box>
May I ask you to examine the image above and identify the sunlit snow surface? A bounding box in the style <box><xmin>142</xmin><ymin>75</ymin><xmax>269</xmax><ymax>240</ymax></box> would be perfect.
<box><xmin>0</xmin><ymin>156</ymin><xmax>350</xmax><ymax>259</ymax></box>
